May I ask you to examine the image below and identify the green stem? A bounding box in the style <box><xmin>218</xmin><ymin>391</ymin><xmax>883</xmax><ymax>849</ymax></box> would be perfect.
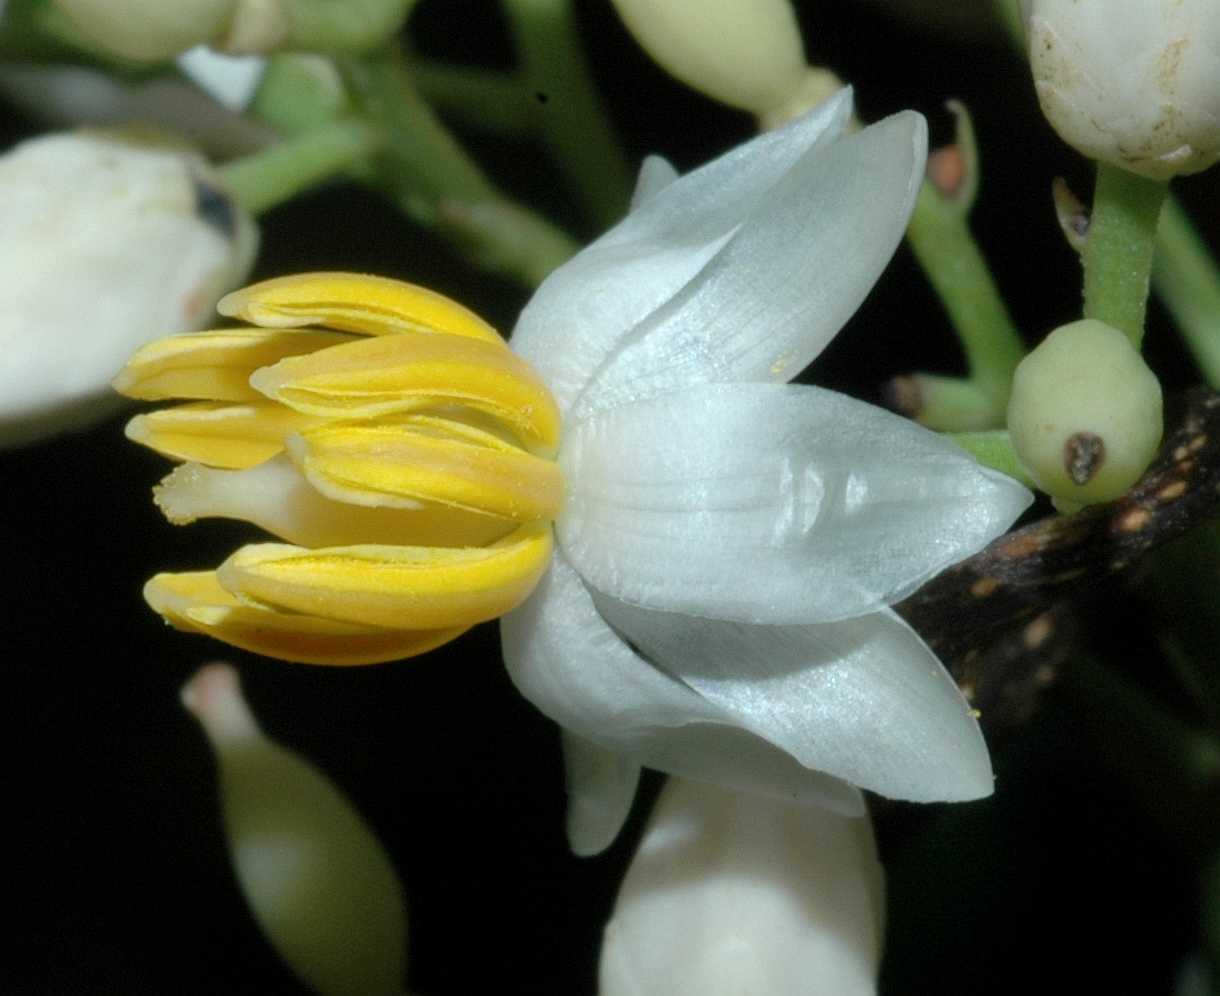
<box><xmin>1082</xmin><ymin>162</ymin><xmax>1168</xmax><ymax>347</ymax></box>
<box><xmin>989</xmin><ymin>0</ymin><xmax>1023</xmax><ymax>44</ymax></box>
<box><xmin>906</xmin><ymin>182</ymin><xmax>1026</xmax><ymax>421</ymax></box>
<box><xmin>220</xmin><ymin>118</ymin><xmax>383</xmax><ymax>216</ymax></box>
<box><xmin>341</xmin><ymin>47</ymin><xmax>579</xmax><ymax>287</ymax></box>
<box><xmin>1153</xmin><ymin>196</ymin><xmax>1220</xmax><ymax>389</ymax></box>
<box><xmin>946</xmin><ymin>430</ymin><xmax>1035</xmax><ymax>486</ymax></box>
<box><xmin>281</xmin><ymin>0</ymin><xmax>417</xmax><ymax>53</ymax></box>
<box><xmin>501</xmin><ymin>0</ymin><xmax>634</xmax><ymax>228</ymax></box>
<box><xmin>411</xmin><ymin>60</ymin><xmax>535</xmax><ymax>136</ymax></box>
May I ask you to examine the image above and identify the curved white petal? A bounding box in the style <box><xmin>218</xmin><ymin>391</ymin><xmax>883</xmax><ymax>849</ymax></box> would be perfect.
<box><xmin>593</xmin><ymin>595</ymin><xmax>994</xmax><ymax>802</ymax></box>
<box><xmin>559</xmin><ymin>382</ymin><xmax>1032</xmax><ymax>624</ymax></box>
<box><xmin>561</xmin><ymin>731</ymin><xmax>641</xmax><ymax>857</ymax></box>
<box><xmin>629</xmin><ymin>155</ymin><xmax>680</xmax><ymax>211</ymax></box>
<box><xmin>510</xmin><ymin>90</ymin><xmax>852</xmax><ymax>413</ymax></box>
<box><xmin>575</xmin><ymin>111</ymin><xmax>928</xmax><ymax>418</ymax></box>
<box><xmin>600</xmin><ymin>777</ymin><xmax>883</xmax><ymax>996</ymax></box>
<box><xmin>500</xmin><ymin>551</ymin><xmax>865</xmax><ymax>824</ymax></box>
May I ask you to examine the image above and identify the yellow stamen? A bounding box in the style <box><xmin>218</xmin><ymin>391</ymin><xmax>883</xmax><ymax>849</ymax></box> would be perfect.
<box><xmin>218</xmin><ymin>272</ymin><xmax>504</xmax><ymax>344</ymax></box>
<box><xmin>124</xmin><ymin>272</ymin><xmax>564</xmax><ymax>666</ymax></box>
<box><xmin>250</xmin><ymin>331</ymin><xmax>562</xmax><ymax>451</ymax></box>
<box><xmin>288</xmin><ymin>415</ymin><xmax>565</xmax><ymax>520</ymax></box>
<box><xmin>146</xmin><ymin>572</ymin><xmax>467</xmax><ymax>666</ymax></box>
<box><xmin>113</xmin><ymin>328</ymin><xmax>352</xmax><ymax>402</ymax></box>
<box><xmin>125</xmin><ymin>402</ymin><xmax>326</xmax><ymax>469</ymax></box>
<box><xmin>216</xmin><ymin>522</ymin><xmax>554</xmax><ymax>630</ymax></box>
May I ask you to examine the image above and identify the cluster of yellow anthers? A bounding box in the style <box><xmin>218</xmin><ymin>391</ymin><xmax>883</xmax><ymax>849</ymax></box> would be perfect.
<box><xmin>114</xmin><ymin>273</ymin><xmax>563</xmax><ymax>665</ymax></box>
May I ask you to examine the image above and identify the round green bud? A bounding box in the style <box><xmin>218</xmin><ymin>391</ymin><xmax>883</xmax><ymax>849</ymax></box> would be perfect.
<box><xmin>1007</xmin><ymin>318</ymin><xmax>1162</xmax><ymax>506</ymax></box>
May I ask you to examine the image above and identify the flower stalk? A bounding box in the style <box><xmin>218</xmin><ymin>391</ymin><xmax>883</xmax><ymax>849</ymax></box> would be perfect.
<box><xmin>220</xmin><ymin>118</ymin><xmax>383</xmax><ymax>216</ymax></box>
<box><xmin>502</xmin><ymin>0</ymin><xmax>633</xmax><ymax>228</ymax></box>
<box><xmin>340</xmin><ymin>46</ymin><xmax>579</xmax><ymax>287</ymax></box>
<box><xmin>1082</xmin><ymin>162</ymin><xmax>1168</xmax><ymax>348</ymax></box>
<box><xmin>1153</xmin><ymin>196</ymin><xmax>1220</xmax><ymax>389</ymax></box>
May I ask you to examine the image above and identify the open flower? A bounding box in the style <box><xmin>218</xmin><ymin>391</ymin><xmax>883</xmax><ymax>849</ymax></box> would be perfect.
<box><xmin>118</xmin><ymin>90</ymin><xmax>1030</xmax><ymax>848</ymax></box>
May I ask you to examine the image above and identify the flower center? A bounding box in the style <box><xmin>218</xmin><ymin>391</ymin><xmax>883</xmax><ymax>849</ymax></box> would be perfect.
<box><xmin>114</xmin><ymin>272</ymin><xmax>564</xmax><ymax>666</ymax></box>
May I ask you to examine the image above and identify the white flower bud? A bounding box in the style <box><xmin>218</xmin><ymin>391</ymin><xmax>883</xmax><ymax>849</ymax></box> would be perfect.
<box><xmin>599</xmin><ymin>778</ymin><xmax>884</xmax><ymax>996</ymax></box>
<box><xmin>182</xmin><ymin>663</ymin><xmax>408</xmax><ymax>996</ymax></box>
<box><xmin>0</xmin><ymin>129</ymin><xmax>256</xmax><ymax>447</ymax></box>
<box><xmin>1021</xmin><ymin>0</ymin><xmax>1220</xmax><ymax>179</ymax></box>
<box><xmin>610</xmin><ymin>0</ymin><xmax>811</xmax><ymax>119</ymax></box>
<box><xmin>1007</xmin><ymin>319</ymin><xmax>1163</xmax><ymax>506</ymax></box>
<box><xmin>52</xmin><ymin>0</ymin><xmax>239</xmax><ymax>61</ymax></box>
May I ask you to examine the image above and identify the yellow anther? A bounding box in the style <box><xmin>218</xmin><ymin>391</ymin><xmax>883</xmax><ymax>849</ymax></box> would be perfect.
<box><xmin>145</xmin><ymin>571</ymin><xmax>468</xmax><ymax>666</ymax></box>
<box><xmin>113</xmin><ymin>328</ymin><xmax>352</xmax><ymax>402</ymax></box>
<box><xmin>251</xmin><ymin>331</ymin><xmax>562</xmax><ymax>451</ymax></box>
<box><xmin>289</xmin><ymin>415</ymin><xmax>565</xmax><ymax>521</ymax></box>
<box><xmin>216</xmin><ymin>522</ymin><xmax>554</xmax><ymax>631</ymax></box>
<box><xmin>126</xmin><ymin>402</ymin><xmax>326</xmax><ymax>469</ymax></box>
<box><xmin>218</xmin><ymin>272</ymin><xmax>505</xmax><ymax>345</ymax></box>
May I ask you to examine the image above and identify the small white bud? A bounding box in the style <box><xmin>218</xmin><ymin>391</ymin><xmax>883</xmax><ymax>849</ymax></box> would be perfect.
<box><xmin>1007</xmin><ymin>319</ymin><xmax>1163</xmax><ymax>506</ymax></box>
<box><xmin>1021</xmin><ymin>0</ymin><xmax>1220</xmax><ymax>179</ymax></box>
<box><xmin>610</xmin><ymin>0</ymin><xmax>811</xmax><ymax>120</ymax></box>
<box><xmin>599</xmin><ymin>777</ymin><xmax>884</xmax><ymax>996</ymax></box>
<box><xmin>183</xmin><ymin>663</ymin><xmax>409</xmax><ymax>996</ymax></box>
<box><xmin>0</xmin><ymin>129</ymin><xmax>256</xmax><ymax>447</ymax></box>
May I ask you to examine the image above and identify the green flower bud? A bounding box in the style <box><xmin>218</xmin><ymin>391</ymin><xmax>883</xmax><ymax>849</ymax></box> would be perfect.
<box><xmin>182</xmin><ymin>663</ymin><xmax>408</xmax><ymax>996</ymax></box>
<box><xmin>1007</xmin><ymin>319</ymin><xmax>1162</xmax><ymax>506</ymax></box>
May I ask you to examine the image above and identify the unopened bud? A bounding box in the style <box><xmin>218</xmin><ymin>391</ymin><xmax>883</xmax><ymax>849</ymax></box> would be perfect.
<box><xmin>1007</xmin><ymin>319</ymin><xmax>1163</xmax><ymax>506</ymax></box>
<box><xmin>0</xmin><ymin>129</ymin><xmax>256</xmax><ymax>447</ymax></box>
<box><xmin>599</xmin><ymin>777</ymin><xmax>883</xmax><ymax>996</ymax></box>
<box><xmin>610</xmin><ymin>0</ymin><xmax>812</xmax><ymax>121</ymax></box>
<box><xmin>183</xmin><ymin>663</ymin><xmax>408</xmax><ymax>996</ymax></box>
<box><xmin>1021</xmin><ymin>0</ymin><xmax>1220</xmax><ymax>179</ymax></box>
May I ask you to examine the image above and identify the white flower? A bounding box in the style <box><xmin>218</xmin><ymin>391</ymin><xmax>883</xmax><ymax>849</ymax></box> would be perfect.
<box><xmin>0</xmin><ymin>129</ymin><xmax>256</xmax><ymax>447</ymax></box>
<box><xmin>502</xmin><ymin>88</ymin><xmax>1032</xmax><ymax>853</ymax></box>
<box><xmin>599</xmin><ymin>776</ymin><xmax>884</xmax><ymax>996</ymax></box>
<box><xmin>1021</xmin><ymin>0</ymin><xmax>1220</xmax><ymax>178</ymax></box>
<box><xmin>118</xmin><ymin>91</ymin><xmax>1029</xmax><ymax>855</ymax></box>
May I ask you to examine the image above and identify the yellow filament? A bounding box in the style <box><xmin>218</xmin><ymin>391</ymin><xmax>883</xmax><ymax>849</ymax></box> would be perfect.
<box><xmin>146</xmin><ymin>571</ymin><xmax>467</xmax><ymax>665</ymax></box>
<box><xmin>290</xmin><ymin>416</ymin><xmax>564</xmax><ymax>520</ymax></box>
<box><xmin>113</xmin><ymin>328</ymin><xmax>352</xmax><ymax>402</ymax></box>
<box><xmin>250</xmin><ymin>331</ymin><xmax>562</xmax><ymax>451</ymax></box>
<box><xmin>218</xmin><ymin>272</ymin><xmax>504</xmax><ymax>344</ymax></box>
<box><xmin>217</xmin><ymin>522</ymin><xmax>554</xmax><ymax>630</ymax></box>
<box><xmin>126</xmin><ymin>402</ymin><xmax>326</xmax><ymax>469</ymax></box>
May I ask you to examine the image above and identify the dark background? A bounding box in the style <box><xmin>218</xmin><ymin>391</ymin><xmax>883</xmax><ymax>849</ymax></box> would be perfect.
<box><xmin>5</xmin><ymin>2</ymin><xmax>1213</xmax><ymax>993</ymax></box>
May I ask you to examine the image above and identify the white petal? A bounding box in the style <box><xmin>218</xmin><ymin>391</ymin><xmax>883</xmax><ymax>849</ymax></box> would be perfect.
<box><xmin>629</xmin><ymin>155</ymin><xmax>679</xmax><ymax>210</ymax></box>
<box><xmin>594</xmin><ymin>595</ymin><xmax>994</xmax><ymax>802</ymax></box>
<box><xmin>500</xmin><ymin>551</ymin><xmax>865</xmax><ymax>819</ymax></box>
<box><xmin>600</xmin><ymin>777</ymin><xmax>883</xmax><ymax>996</ymax></box>
<box><xmin>559</xmin><ymin>382</ymin><xmax>1032</xmax><ymax>624</ymax></box>
<box><xmin>574</xmin><ymin>111</ymin><xmax>927</xmax><ymax>417</ymax></box>
<box><xmin>510</xmin><ymin>90</ymin><xmax>851</xmax><ymax>413</ymax></box>
<box><xmin>561</xmin><ymin>731</ymin><xmax>641</xmax><ymax>857</ymax></box>
<box><xmin>176</xmin><ymin>46</ymin><xmax>267</xmax><ymax>112</ymax></box>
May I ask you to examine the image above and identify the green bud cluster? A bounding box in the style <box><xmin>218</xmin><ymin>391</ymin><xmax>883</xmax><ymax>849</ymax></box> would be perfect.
<box><xmin>1007</xmin><ymin>319</ymin><xmax>1162</xmax><ymax>507</ymax></box>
